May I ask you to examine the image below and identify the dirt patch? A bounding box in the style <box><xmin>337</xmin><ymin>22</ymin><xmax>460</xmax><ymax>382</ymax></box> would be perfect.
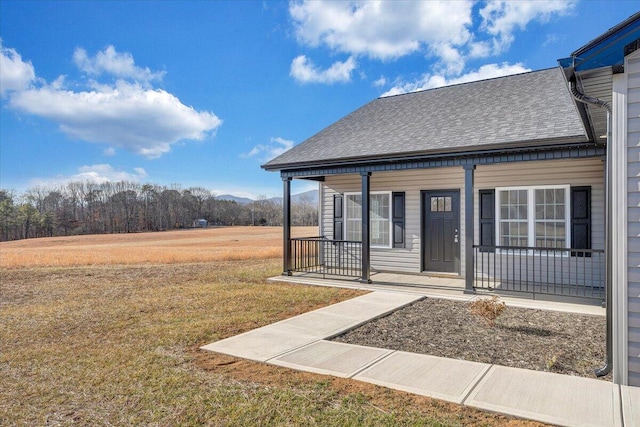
<box><xmin>333</xmin><ymin>297</ymin><xmax>607</xmax><ymax>380</ymax></box>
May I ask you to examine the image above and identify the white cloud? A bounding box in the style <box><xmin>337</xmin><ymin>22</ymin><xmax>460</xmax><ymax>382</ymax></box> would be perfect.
<box><xmin>373</xmin><ymin>76</ymin><xmax>387</xmax><ymax>87</ymax></box>
<box><xmin>4</xmin><ymin>44</ymin><xmax>222</xmax><ymax>159</ymax></box>
<box><xmin>290</xmin><ymin>55</ymin><xmax>356</xmax><ymax>84</ymax></box>
<box><xmin>467</xmin><ymin>40</ymin><xmax>492</xmax><ymax>59</ymax></box>
<box><xmin>289</xmin><ymin>0</ymin><xmax>574</xmax><ymax>79</ymax></box>
<box><xmin>242</xmin><ymin>137</ymin><xmax>294</xmax><ymax>161</ymax></box>
<box><xmin>0</xmin><ymin>39</ymin><xmax>36</xmax><ymax>97</ymax></box>
<box><xmin>73</xmin><ymin>45</ymin><xmax>165</xmax><ymax>84</ymax></box>
<box><xmin>543</xmin><ymin>33</ymin><xmax>564</xmax><ymax>47</ymax></box>
<box><xmin>430</xmin><ymin>42</ymin><xmax>466</xmax><ymax>75</ymax></box>
<box><xmin>381</xmin><ymin>62</ymin><xmax>531</xmax><ymax>97</ymax></box>
<box><xmin>10</xmin><ymin>80</ymin><xmax>222</xmax><ymax>159</ymax></box>
<box><xmin>479</xmin><ymin>0</ymin><xmax>575</xmax><ymax>54</ymax></box>
<box><xmin>30</xmin><ymin>164</ymin><xmax>148</xmax><ymax>187</ymax></box>
<box><xmin>290</xmin><ymin>0</ymin><xmax>473</xmax><ymax>63</ymax></box>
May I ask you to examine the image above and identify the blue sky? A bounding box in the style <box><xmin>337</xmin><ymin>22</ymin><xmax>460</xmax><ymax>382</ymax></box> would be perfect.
<box><xmin>1</xmin><ymin>1</ymin><xmax>638</xmax><ymax>199</ymax></box>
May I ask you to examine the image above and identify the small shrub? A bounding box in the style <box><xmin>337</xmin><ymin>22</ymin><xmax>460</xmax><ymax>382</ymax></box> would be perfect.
<box><xmin>469</xmin><ymin>296</ymin><xmax>506</xmax><ymax>327</ymax></box>
<box><xmin>545</xmin><ymin>354</ymin><xmax>559</xmax><ymax>371</ymax></box>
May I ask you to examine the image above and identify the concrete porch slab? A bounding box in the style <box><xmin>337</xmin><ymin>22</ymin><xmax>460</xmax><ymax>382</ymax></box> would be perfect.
<box><xmin>464</xmin><ymin>365</ymin><xmax>622</xmax><ymax>427</ymax></box>
<box><xmin>621</xmin><ymin>385</ymin><xmax>640</xmax><ymax>427</ymax></box>
<box><xmin>268</xmin><ymin>275</ymin><xmax>605</xmax><ymax>316</ymax></box>
<box><xmin>269</xmin><ymin>340</ymin><xmax>393</xmax><ymax>378</ymax></box>
<box><xmin>353</xmin><ymin>351</ymin><xmax>491</xmax><ymax>404</ymax></box>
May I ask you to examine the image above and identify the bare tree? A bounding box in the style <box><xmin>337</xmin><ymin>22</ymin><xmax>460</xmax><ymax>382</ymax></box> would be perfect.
<box><xmin>0</xmin><ymin>180</ymin><xmax>316</xmax><ymax>241</ymax></box>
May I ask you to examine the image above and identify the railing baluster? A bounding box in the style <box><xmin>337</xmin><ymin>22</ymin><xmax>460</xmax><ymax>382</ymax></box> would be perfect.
<box><xmin>551</xmin><ymin>249</ymin><xmax>555</xmax><ymax>295</ymax></box>
<box><xmin>493</xmin><ymin>246</ymin><xmax>496</xmax><ymax>290</ymax></box>
<box><xmin>583</xmin><ymin>255</ymin><xmax>587</xmax><ymax>296</ymax></box>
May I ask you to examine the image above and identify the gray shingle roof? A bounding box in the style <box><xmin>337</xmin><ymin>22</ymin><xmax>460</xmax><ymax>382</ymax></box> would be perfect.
<box><xmin>263</xmin><ymin>68</ymin><xmax>589</xmax><ymax>171</ymax></box>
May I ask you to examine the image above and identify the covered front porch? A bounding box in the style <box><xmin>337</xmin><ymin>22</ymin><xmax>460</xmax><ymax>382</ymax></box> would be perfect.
<box><xmin>279</xmin><ymin>146</ymin><xmax>607</xmax><ymax>305</ymax></box>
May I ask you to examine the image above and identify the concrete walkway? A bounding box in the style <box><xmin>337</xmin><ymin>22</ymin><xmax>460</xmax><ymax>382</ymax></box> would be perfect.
<box><xmin>201</xmin><ymin>290</ymin><xmax>638</xmax><ymax>427</ymax></box>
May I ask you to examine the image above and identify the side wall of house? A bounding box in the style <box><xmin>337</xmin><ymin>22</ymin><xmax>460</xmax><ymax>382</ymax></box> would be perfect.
<box><xmin>626</xmin><ymin>50</ymin><xmax>640</xmax><ymax>387</ymax></box>
<box><xmin>320</xmin><ymin>157</ymin><xmax>604</xmax><ymax>275</ymax></box>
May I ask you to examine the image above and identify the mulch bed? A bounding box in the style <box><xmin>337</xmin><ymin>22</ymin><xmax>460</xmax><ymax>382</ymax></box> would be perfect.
<box><xmin>332</xmin><ymin>297</ymin><xmax>609</xmax><ymax>380</ymax></box>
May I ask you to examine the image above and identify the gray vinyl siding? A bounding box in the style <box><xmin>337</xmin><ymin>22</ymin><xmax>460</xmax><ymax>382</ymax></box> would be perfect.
<box><xmin>320</xmin><ymin>158</ymin><xmax>604</xmax><ymax>276</ymax></box>
<box><xmin>627</xmin><ymin>52</ymin><xmax>640</xmax><ymax>387</ymax></box>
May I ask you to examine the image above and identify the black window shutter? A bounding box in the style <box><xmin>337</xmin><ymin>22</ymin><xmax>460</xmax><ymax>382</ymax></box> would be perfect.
<box><xmin>392</xmin><ymin>192</ymin><xmax>405</xmax><ymax>248</ymax></box>
<box><xmin>479</xmin><ymin>189</ymin><xmax>495</xmax><ymax>252</ymax></box>
<box><xmin>333</xmin><ymin>194</ymin><xmax>343</xmax><ymax>241</ymax></box>
<box><xmin>571</xmin><ymin>186</ymin><xmax>591</xmax><ymax>257</ymax></box>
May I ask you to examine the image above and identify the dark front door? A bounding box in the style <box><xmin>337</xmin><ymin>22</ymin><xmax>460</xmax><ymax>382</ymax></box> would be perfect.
<box><xmin>422</xmin><ymin>190</ymin><xmax>460</xmax><ymax>273</ymax></box>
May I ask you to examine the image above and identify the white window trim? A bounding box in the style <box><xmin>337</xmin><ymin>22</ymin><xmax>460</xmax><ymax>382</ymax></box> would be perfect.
<box><xmin>495</xmin><ymin>185</ymin><xmax>571</xmax><ymax>251</ymax></box>
<box><xmin>344</xmin><ymin>191</ymin><xmax>393</xmax><ymax>249</ymax></box>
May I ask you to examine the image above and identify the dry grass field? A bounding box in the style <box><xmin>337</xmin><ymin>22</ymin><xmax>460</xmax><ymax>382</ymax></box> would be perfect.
<box><xmin>0</xmin><ymin>226</ymin><xmax>317</xmax><ymax>268</ymax></box>
<box><xmin>0</xmin><ymin>227</ymin><xmax>542</xmax><ymax>426</ymax></box>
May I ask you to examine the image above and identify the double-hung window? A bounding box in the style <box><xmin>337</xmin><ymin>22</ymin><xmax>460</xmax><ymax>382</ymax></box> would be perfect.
<box><xmin>345</xmin><ymin>192</ymin><xmax>392</xmax><ymax>248</ymax></box>
<box><xmin>496</xmin><ymin>185</ymin><xmax>570</xmax><ymax>249</ymax></box>
<box><xmin>345</xmin><ymin>194</ymin><xmax>363</xmax><ymax>242</ymax></box>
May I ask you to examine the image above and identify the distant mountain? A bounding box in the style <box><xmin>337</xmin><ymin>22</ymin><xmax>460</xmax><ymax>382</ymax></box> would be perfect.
<box><xmin>293</xmin><ymin>189</ymin><xmax>319</xmax><ymax>205</ymax></box>
<box><xmin>214</xmin><ymin>194</ymin><xmax>255</xmax><ymax>204</ymax></box>
<box><xmin>214</xmin><ymin>189</ymin><xmax>319</xmax><ymax>206</ymax></box>
<box><xmin>271</xmin><ymin>189</ymin><xmax>319</xmax><ymax>205</ymax></box>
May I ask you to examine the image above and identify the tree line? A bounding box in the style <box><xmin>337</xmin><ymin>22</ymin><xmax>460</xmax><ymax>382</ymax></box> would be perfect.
<box><xmin>0</xmin><ymin>181</ymin><xmax>318</xmax><ymax>241</ymax></box>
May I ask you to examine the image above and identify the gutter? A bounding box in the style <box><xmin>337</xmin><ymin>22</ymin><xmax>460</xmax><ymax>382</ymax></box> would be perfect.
<box><xmin>567</xmin><ymin>71</ymin><xmax>613</xmax><ymax>378</ymax></box>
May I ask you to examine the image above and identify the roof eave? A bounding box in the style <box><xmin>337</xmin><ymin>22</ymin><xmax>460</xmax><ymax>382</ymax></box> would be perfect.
<box><xmin>262</xmin><ymin>135</ymin><xmax>592</xmax><ymax>172</ymax></box>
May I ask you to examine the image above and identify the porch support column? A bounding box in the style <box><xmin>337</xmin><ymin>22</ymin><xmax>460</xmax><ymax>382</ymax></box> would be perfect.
<box><xmin>361</xmin><ymin>171</ymin><xmax>372</xmax><ymax>283</ymax></box>
<box><xmin>283</xmin><ymin>176</ymin><xmax>292</xmax><ymax>276</ymax></box>
<box><xmin>464</xmin><ymin>164</ymin><xmax>475</xmax><ymax>293</ymax></box>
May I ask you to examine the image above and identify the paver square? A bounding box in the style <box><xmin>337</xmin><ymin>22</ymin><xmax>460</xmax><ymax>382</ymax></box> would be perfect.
<box><xmin>317</xmin><ymin>292</ymin><xmax>422</xmax><ymax>319</ymax></box>
<box><xmin>269</xmin><ymin>311</ymin><xmax>362</xmax><ymax>337</ymax></box>
<box><xmin>270</xmin><ymin>340</ymin><xmax>393</xmax><ymax>378</ymax></box>
<box><xmin>465</xmin><ymin>365</ymin><xmax>621</xmax><ymax>427</ymax></box>
<box><xmin>353</xmin><ymin>292</ymin><xmax>423</xmax><ymax>306</ymax></box>
<box><xmin>200</xmin><ymin>328</ymin><xmax>318</xmax><ymax>362</ymax></box>
<box><xmin>354</xmin><ymin>351</ymin><xmax>490</xmax><ymax>404</ymax></box>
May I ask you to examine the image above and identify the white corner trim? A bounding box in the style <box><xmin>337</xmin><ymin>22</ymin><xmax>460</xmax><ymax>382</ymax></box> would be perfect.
<box><xmin>318</xmin><ymin>182</ymin><xmax>324</xmax><ymax>236</ymax></box>
<box><xmin>611</xmin><ymin>71</ymin><xmax>628</xmax><ymax>385</ymax></box>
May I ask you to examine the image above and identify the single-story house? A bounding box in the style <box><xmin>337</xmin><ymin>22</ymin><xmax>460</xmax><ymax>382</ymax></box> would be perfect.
<box><xmin>263</xmin><ymin>13</ymin><xmax>640</xmax><ymax>387</ymax></box>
